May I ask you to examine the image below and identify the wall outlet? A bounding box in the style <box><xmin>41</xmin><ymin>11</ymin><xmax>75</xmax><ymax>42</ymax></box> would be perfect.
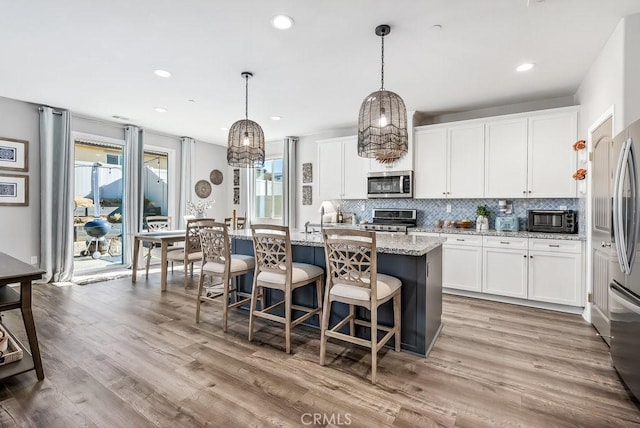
<box><xmin>446</xmin><ymin>204</ymin><xmax>452</xmax><ymax>213</ymax></box>
<box><xmin>30</xmin><ymin>256</ymin><xmax>38</xmax><ymax>265</ymax></box>
<box><xmin>559</xmin><ymin>205</ymin><xmax>567</xmax><ymax>210</ymax></box>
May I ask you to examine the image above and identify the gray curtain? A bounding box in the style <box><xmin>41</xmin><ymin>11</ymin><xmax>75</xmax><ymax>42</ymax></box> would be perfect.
<box><xmin>283</xmin><ymin>136</ymin><xmax>298</xmax><ymax>228</ymax></box>
<box><xmin>179</xmin><ymin>137</ymin><xmax>195</xmax><ymax>228</ymax></box>
<box><xmin>123</xmin><ymin>126</ymin><xmax>144</xmax><ymax>267</ymax></box>
<box><xmin>39</xmin><ymin>107</ymin><xmax>74</xmax><ymax>282</ymax></box>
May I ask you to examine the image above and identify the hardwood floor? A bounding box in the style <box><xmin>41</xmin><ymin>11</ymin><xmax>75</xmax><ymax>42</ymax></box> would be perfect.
<box><xmin>0</xmin><ymin>272</ymin><xmax>638</xmax><ymax>427</ymax></box>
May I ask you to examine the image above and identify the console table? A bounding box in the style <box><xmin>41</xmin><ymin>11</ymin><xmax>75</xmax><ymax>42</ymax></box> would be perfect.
<box><xmin>0</xmin><ymin>253</ymin><xmax>44</xmax><ymax>380</ymax></box>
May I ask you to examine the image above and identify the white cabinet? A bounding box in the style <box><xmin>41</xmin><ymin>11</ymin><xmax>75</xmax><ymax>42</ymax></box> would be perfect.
<box><xmin>484</xmin><ymin>118</ymin><xmax>528</xmax><ymax>198</ymax></box>
<box><xmin>482</xmin><ymin>237</ymin><xmax>528</xmax><ymax>298</ymax></box>
<box><xmin>317</xmin><ymin>136</ymin><xmax>369</xmax><ymax>200</ymax></box>
<box><xmin>527</xmin><ymin>111</ymin><xmax>578</xmax><ymax>198</ymax></box>
<box><xmin>528</xmin><ymin>239</ymin><xmax>583</xmax><ymax>306</ymax></box>
<box><xmin>414</xmin><ymin>123</ymin><xmax>484</xmax><ymax>198</ymax></box>
<box><xmin>442</xmin><ymin>235</ymin><xmax>482</xmax><ymax>292</ymax></box>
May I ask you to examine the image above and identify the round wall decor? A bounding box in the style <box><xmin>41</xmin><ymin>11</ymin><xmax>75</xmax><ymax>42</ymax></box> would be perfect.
<box><xmin>210</xmin><ymin>169</ymin><xmax>223</xmax><ymax>185</ymax></box>
<box><xmin>194</xmin><ymin>180</ymin><xmax>212</xmax><ymax>198</ymax></box>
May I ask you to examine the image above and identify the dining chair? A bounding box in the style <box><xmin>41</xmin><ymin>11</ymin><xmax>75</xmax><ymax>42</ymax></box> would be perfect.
<box><xmin>196</xmin><ymin>223</ymin><xmax>256</xmax><ymax>331</ymax></box>
<box><xmin>248</xmin><ymin>224</ymin><xmax>324</xmax><ymax>353</ymax></box>
<box><xmin>144</xmin><ymin>215</ymin><xmax>176</xmax><ymax>279</ymax></box>
<box><xmin>166</xmin><ymin>218</ymin><xmax>215</xmax><ymax>290</ymax></box>
<box><xmin>320</xmin><ymin>228</ymin><xmax>401</xmax><ymax>384</ymax></box>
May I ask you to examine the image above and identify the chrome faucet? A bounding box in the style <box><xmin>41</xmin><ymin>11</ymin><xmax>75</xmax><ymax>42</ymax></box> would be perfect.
<box><xmin>304</xmin><ymin>221</ymin><xmax>311</xmax><ymax>234</ymax></box>
<box><xmin>320</xmin><ymin>206</ymin><xmax>325</xmax><ymax>231</ymax></box>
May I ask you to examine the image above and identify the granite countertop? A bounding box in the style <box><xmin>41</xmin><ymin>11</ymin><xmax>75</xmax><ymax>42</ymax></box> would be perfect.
<box><xmin>410</xmin><ymin>227</ymin><xmax>586</xmax><ymax>241</ymax></box>
<box><xmin>228</xmin><ymin>228</ymin><xmax>445</xmax><ymax>257</ymax></box>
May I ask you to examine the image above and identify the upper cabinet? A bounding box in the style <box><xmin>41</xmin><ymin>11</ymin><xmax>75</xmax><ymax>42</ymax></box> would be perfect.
<box><xmin>415</xmin><ymin>106</ymin><xmax>579</xmax><ymax>199</ymax></box>
<box><xmin>317</xmin><ymin>136</ymin><xmax>369</xmax><ymax>200</ymax></box>
<box><xmin>414</xmin><ymin>123</ymin><xmax>484</xmax><ymax>198</ymax></box>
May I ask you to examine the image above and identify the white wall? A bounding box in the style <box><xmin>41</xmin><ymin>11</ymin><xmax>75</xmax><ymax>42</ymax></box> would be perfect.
<box><xmin>623</xmin><ymin>13</ymin><xmax>640</xmax><ymax>128</ymax></box>
<box><xmin>0</xmin><ymin>97</ymin><xmax>40</xmax><ymax>263</ymax></box>
<box><xmin>192</xmin><ymin>140</ymin><xmax>229</xmax><ymax>222</ymax></box>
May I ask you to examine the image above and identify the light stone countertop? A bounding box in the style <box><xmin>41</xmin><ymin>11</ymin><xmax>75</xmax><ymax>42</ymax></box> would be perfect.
<box><xmin>228</xmin><ymin>228</ymin><xmax>445</xmax><ymax>257</ymax></box>
<box><xmin>410</xmin><ymin>227</ymin><xmax>586</xmax><ymax>241</ymax></box>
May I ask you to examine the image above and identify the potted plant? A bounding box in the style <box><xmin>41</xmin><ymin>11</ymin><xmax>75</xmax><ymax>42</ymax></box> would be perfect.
<box><xmin>476</xmin><ymin>205</ymin><xmax>490</xmax><ymax>231</ymax></box>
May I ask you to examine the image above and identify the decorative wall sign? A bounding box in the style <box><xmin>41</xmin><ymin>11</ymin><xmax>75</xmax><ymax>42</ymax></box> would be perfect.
<box><xmin>302</xmin><ymin>185</ymin><xmax>312</xmax><ymax>205</ymax></box>
<box><xmin>0</xmin><ymin>138</ymin><xmax>28</xmax><ymax>172</ymax></box>
<box><xmin>0</xmin><ymin>174</ymin><xmax>28</xmax><ymax>206</ymax></box>
<box><xmin>209</xmin><ymin>169</ymin><xmax>223</xmax><ymax>185</ymax></box>
<box><xmin>194</xmin><ymin>180</ymin><xmax>212</xmax><ymax>198</ymax></box>
<box><xmin>233</xmin><ymin>168</ymin><xmax>240</xmax><ymax>186</ymax></box>
<box><xmin>302</xmin><ymin>163</ymin><xmax>312</xmax><ymax>183</ymax></box>
<box><xmin>233</xmin><ymin>187</ymin><xmax>240</xmax><ymax>205</ymax></box>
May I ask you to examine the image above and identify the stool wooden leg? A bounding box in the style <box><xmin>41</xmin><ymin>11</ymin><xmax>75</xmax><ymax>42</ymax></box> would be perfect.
<box><xmin>285</xmin><ymin>286</ymin><xmax>292</xmax><ymax>354</ymax></box>
<box><xmin>222</xmin><ymin>274</ymin><xmax>230</xmax><ymax>332</ymax></box>
<box><xmin>259</xmin><ymin>286</ymin><xmax>265</xmax><ymax>311</ymax></box>
<box><xmin>196</xmin><ymin>271</ymin><xmax>205</xmax><ymax>323</ymax></box>
<box><xmin>349</xmin><ymin>304</ymin><xmax>355</xmax><ymax>337</ymax></box>
<box><xmin>21</xmin><ymin>280</ymin><xmax>43</xmax><ymax>380</ymax></box>
<box><xmin>319</xmin><ymin>287</ymin><xmax>331</xmax><ymax>366</ymax></box>
<box><xmin>370</xmin><ymin>306</ymin><xmax>378</xmax><ymax>384</ymax></box>
<box><xmin>394</xmin><ymin>293</ymin><xmax>401</xmax><ymax>352</ymax></box>
<box><xmin>145</xmin><ymin>248</ymin><xmax>152</xmax><ymax>279</ymax></box>
<box><xmin>248</xmin><ymin>277</ymin><xmax>259</xmax><ymax>342</ymax></box>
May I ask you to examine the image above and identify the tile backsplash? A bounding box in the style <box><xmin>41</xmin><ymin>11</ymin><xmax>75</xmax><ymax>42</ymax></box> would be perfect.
<box><xmin>339</xmin><ymin>198</ymin><xmax>584</xmax><ymax>234</ymax></box>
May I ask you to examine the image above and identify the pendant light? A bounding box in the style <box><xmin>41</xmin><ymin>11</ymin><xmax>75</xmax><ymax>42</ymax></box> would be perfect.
<box><xmin>227</xmin><ymin>72</ymin><xmax>265</xmax><ymax>168</ymax></box>
<box><xmin>357</xmin><ymin>25</ymin><xmax>408</xmax><ymax>164</ymax></box>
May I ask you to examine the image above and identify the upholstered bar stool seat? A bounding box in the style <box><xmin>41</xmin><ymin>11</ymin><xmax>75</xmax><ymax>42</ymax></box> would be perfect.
<box><xmin>248</xmin><ymin>224</ymin><xmax>324</xmax><ymax>354</ymax></box>
<box><xmin>320</xmin><ymin>228</ymin><xmax>402</xmax><ymax>384</ymax></box>
<box><xmin>197</xmin><ymin>224</ymin><xmax>256</xmax><ymax>331</ymax></box>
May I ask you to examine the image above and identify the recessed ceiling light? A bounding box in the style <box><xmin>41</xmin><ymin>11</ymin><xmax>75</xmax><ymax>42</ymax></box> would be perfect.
<box><xmin>154</xmin><ymin>69</ymin><xmax>172</xmax><ymax>78</ymax></box>
<box><xmin>187</xmin><ymin>99</ymin><xmax>196</xmax><ymax>103</ymax></box>
<box><xmin>516</xmin><ymin>63</ymin><xmax>535</xmax><ymax>72</ymax></box>
<box><xmin>271</xmin><ymin>15</ymin><xmax>294</xmax><ymax>30</ymax></box>
<box><xmin>270</xmin><ymin>116</ymin><xmax>282</xmax><ymax>121</ymax></box>
<box><xmin>154</xmin><ymin>107</ymin><xmax>168</xmax><ymax>113</ymax></box>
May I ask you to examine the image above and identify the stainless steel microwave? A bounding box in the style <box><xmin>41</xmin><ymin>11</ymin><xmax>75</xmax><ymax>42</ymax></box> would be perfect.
<box><xmin>527</xmin><ymin>210</ymin><xmax>577</xmax><ymax>234</ymax></box>
<box><xmin>367</xmin><ymin>170</ymin><xmax>413</xmax><ymax>198</ymax></box>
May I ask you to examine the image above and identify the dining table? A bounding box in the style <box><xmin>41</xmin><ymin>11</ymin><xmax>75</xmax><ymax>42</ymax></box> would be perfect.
<box><xmin>131</xmin><ymin>230</ymin><xmax>186</xmax><ymax>291</ymax></box>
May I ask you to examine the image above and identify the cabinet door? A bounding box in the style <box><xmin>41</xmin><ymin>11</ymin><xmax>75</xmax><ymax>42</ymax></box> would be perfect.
<box><xmin>527</xmin><ymin>111</ymin><xmax>577</xmax><ymax>197</ymax></box>
<box><xmin>443</xmin><ymin>244</ymin><xmax>482</xmax><ymax>292</ymax></box>
<box><xmin>528</xmin><ymin>251</ymin><xmax>582</xmax><ymax>306</ymax></box>
<box><xmin>482</xmin><ymin>247</ymin><xmax>528</xmax><ymax>298</ymax></box>
<box><xmin>342</xmin><ymin>138</ymin><xmax>370</xmax><ymax>199</ymax></box>
<box><xmin>414</xmin><ymin>128</ymin><xmax>447</xmax><ymax>198</ymax></box>
<box><xmin>448</xmin><ymin>124</ymin><xmax>485</xmax><ymax>198</ymax></box>
<box><xmin>484</xmin><ymin>118</ymin><xmax>528</xmax><ymax>198</ymax></box>
<box><xmin>317</xmin><ymin>140</ymin><xmax>344</xmax><ymax>200</ymax></box>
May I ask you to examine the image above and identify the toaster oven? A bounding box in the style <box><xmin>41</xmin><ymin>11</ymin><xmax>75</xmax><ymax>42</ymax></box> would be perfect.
<box><xmin>527</xmin><ymin>210</ymin><xmax>577</xmax><ymax>234</ymax></box>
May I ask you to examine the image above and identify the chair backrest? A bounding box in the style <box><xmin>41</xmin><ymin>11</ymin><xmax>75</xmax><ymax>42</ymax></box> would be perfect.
<box><xmin>146</xmin><ymin>215</ymin><xmax>171</xmax><ymax>231</ymax></box>
<box><xmin>322</xmin><ymin>228</ymin><xmax>377</xmax><ymax>302</ymax></box>
<box><xmin>199</xmin><ymin>222</ymin><xmax>230</xmax><ymax>269</ymax></box>
<box><xmin>185</xmin><ymin>218</ymin><xmax>216</xmax><ymax>255</ymax></box>
<box><xmin>251</xmin><ymin>224</ymin><xmax>292</xmax><ymax>279</ymax></box>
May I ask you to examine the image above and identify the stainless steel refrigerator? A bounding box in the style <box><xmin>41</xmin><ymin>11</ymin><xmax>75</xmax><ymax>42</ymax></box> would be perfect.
<box><xmin>610</xmin><ymin>118</ymin><xmax>640</xmax><ymax>401</ymax></box>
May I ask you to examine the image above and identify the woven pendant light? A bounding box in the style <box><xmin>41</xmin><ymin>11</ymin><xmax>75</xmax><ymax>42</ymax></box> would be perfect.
<box><xmin>227</xmin><ymin>72</ymin><xmax>265</xmax><ymax>168</ymax></box>
<box><xmin>358</xmin><ymin>25</ymin><xmax>408</xmax><ymax>164</ymax></box>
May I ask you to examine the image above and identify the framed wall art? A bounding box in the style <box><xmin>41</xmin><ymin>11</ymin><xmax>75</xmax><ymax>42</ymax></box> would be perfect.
<box><xmin>233</xmin><ymin>187</ymin><xmax>240</xmax><ymax>205</ymax></box>
<box><xmin>302</xmin><ymin>163</ymin><xmax>312</xmax><ymax>183</ymax></box>
<box><xmin>0</xmin><ymin>138</ymin><xmax>28</xmax><ymax>172</ymax></box>
<box><xmin>233</xmin><ymin>168</ymin><xmax>240</xmax><ymax>186</ymax></box>
<box><xmin>0</xmin><ymin>174</ymin><xmax>28</xmax><ymax>206</ymax></box>
<box><xmin>302</xmin><ymin>185</ymin><xmax>312</xmax><ymax>205</ymax></box>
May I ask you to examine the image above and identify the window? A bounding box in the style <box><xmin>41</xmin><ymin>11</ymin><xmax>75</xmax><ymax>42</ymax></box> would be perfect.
<box><xmin>142</xmin><ymin>150</ymin><xmax>169</xmax><ymax>218</ymax></box>
<box><xmin>254</xmin><ymin>158</ymin><xmax>283</xmax><ymax>219</ymax></box>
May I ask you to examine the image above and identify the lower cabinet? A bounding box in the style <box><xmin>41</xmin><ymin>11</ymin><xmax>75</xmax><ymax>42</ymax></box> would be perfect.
<box><xmin>437</xmin><ymin>233</ymin><xmax>584</xmax><ymax>307</ymax></box>
<box><xmin>442</xmin><ymin>235</ymin><xmax>482</xmax><ymax>292</ymax></box>
<box><xmin>482</xmin><ymin>237</ymin><xmax>528</xmax><ymax>298</ymax></box>
<box><xmin>528</xmin><ymin>239</ymin><xmax>583</xmax><ymax>305</ymax></box>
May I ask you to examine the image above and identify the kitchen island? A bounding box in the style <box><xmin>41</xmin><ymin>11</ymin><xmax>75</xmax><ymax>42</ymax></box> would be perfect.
<box><xmin>229</xmin><ymin>229</ymin><xmax>445</xmax><ymax>356</ymax></box>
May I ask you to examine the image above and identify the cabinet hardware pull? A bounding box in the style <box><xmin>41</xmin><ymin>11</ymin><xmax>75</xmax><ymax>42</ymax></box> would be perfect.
<box><xmin>548</xmin><ymin>244</ymin><xmax>560</xmax><ymax>248</ymax></box>
<box><xmin>529</xmin><ymin>255</ymin><xmax>533</xmax><ymax>258</ymax></box>
<box><xmin>601</xmin><ymin>242</ymin><xmax>612</xmax><ymax>247</ymax></box>
<box><xmin>528</xmin><ymin>190</ymin><xmax>532</xmax><ymax>193</ymax></box>
<box><xmin>522</xmin><ymin>190</ymin><xmax>526</xmax><ymax>194</ymax></box>
<box><xmin>523</xmin><ymin>254</ymin><xmax>527</xmax><ymax>258</ymax></box>
<box><xmin>456</xmin><ymin>238</ymin><xmax>465</xmax><ymax>241</ymax></box>
<box><xmin>499</xmin><ymin>241</ymin><xmax>510</xmax><ymax>244</ymax></box>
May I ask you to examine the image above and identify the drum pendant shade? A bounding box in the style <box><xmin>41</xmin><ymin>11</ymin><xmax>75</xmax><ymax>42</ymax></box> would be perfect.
<box><xmin>227</xmin><ymin>72</ymin><xmax>265</xmax><ymax>168</ymax></box>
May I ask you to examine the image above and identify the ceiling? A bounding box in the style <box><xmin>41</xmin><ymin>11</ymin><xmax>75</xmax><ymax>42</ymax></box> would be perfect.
<box><xmin>1</xmin><ymin>0</ymin><xmax>639</xmax><ymax>146</ymax></box>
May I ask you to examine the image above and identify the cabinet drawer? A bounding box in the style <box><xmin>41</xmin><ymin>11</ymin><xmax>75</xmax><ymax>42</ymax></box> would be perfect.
<box><xmin>482</xmin><ymin>236</ymin><xmax>528</xmax><ymax>249</ymax></box>
<box><xmin>528</xmin><ymin>238</ymin><xmax>582</xmax><ymax>254</ymax></box>
<box><xmin>443</xmin><ymin>234</ymin><xmax>482</xmax><ymax>247</ymax></box>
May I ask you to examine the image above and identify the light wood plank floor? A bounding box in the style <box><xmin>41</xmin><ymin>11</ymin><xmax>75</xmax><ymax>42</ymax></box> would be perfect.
<box><xmin>0</xmin><ymin>272</ymin><xmax>638</xmax><ymax>427</ymax></box>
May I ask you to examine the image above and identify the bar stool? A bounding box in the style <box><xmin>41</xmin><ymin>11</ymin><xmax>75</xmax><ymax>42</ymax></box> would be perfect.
<box><xmin>196</xmin><ymin>222</ymin><xmax>256</xmax><ymax>331</ymax></box>
<box><xmin>248</xmin><ymin>224</ymin><xmax>324</xmax><ymax>354</ymax></box>
<box><xmin>320</xmin><ymin>228</ymin><xmax>401</xmax><ymax>384</ymax></box>
<box><xmin>167</xmin><ymin>218</ymin><xmax>215</xmax><ymax>290</ymax></box>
